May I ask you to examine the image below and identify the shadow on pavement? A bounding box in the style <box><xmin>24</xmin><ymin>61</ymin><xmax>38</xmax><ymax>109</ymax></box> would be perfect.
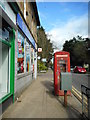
<box><xmin>41</xmin><ymin>80</ymin><xmax>55</xmax><ymax>98</ymax></box>
<box><xmin>57</xmin><ymin>96</ymin><xmax>83</xmax><ymax>119</ymax></box>
<box><xmin>41</xmin><ymin>79</ymin><xmax>83</xmax><ymax>119</ymax></box>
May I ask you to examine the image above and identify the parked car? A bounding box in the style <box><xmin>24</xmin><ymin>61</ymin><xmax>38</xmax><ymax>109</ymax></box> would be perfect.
<box><xmin>73</xmin><ymin>66</ymin><xmax>86</xmax><ymax>73</ymax></box>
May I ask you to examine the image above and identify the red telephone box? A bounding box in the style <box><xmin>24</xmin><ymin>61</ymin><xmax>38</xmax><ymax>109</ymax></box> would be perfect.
<box><xmin>54</xmin><ymin>51</ymin><xmax>71</xmax><ymax>96</ymax></box>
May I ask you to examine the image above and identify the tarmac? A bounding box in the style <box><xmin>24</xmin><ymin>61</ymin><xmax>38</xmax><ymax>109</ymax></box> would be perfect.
<box><xmin>2</xmin><ymin>70</ymin><xmax>83</xmax><ymax>119</ymax></box>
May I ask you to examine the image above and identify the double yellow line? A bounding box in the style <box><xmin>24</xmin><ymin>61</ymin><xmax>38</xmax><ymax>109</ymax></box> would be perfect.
<box><xmin>72</xmin><ymin>86</ymin><xmax>88</xmax><ymax>105</ymax></box>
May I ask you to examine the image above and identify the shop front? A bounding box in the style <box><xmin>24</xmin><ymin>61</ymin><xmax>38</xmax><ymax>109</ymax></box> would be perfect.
<box><xmin>15</xmin><ymin>13</ymin><xmax>36</xmax><ymax>99</ymax></box>
<box><xmin>0</xmin><ymin>1</ymin><xmax>39</xmax><ymax>113</ymax></box>
<box><xmin>0</xmin><ymin>21</ymin><xmax>15</xmax><ymax>102</ymax></box>
<box><xmin>0</xmin><ymin>1</ymin><xmax>17</xmax><ymax>110</ymax></box>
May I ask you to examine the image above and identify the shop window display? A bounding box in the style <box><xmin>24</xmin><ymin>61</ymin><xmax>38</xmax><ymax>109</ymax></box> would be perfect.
<box><xmin>31</xmin><ymin>46</ymin><xmax>34</xmax><ymax>65</ymax></box>
<box><xmin>31</xmin><ymin>46</ymin><xmax>34</xmax><ymax>72</ymax></box>
<box><xmin>26</xmin><ymin>41</ymin><xmax>30</xmax><ymax>72</ymax></box>
<box><xmin>17</xmin><ymin>31</ymin><xmax>24</xmax><ymax>74</ymax></box>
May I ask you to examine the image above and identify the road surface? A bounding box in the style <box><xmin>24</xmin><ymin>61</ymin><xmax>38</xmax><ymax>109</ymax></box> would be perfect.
<box><xmin>72</xmin><ymin>73</ymin><xmax>89</xmax><ymax>92</ymax></box>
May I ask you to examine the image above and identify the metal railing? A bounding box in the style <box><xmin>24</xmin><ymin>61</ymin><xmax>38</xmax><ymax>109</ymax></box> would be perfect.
<box><xmin>81</xmin><ymin>85</ymin><xmax>90</xmax><ymax>120</ymax></box>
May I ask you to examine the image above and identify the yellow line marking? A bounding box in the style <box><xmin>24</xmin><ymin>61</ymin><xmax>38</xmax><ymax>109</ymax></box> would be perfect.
<box><xmin>72</xmin><ymin>86</ymin><xmax>81</xmax><ymax>95</ymax></box>
<box><xmin>72</xmin><ymin>86</ymin><xmax>88</xmax><ymax>105</ymax></box>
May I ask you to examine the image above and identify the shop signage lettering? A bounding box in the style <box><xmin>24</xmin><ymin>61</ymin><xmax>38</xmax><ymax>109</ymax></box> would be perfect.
<box><xmin>17</xmin><ymin>13</ymin><xmax>35</xmax><ymax>48</ymax></box>
<box><xmin>38</xmin><ymin>48</ymin><xmax>42</xmax><ymax>52</ymax></box>
<box><xmin>56</xmin><ymin>55</ymin><xmax>68</xmax><ymax>57</ymax></box>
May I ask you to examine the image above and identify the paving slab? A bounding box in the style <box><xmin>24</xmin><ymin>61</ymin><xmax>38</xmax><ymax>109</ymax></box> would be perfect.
<box><xmin>2</xmin><ymin>70</ymin><xmax>82</xmax><ymax>119</ymax></box>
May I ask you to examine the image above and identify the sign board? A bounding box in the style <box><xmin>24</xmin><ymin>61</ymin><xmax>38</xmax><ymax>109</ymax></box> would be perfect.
<box><xmin>0</xmin><ymin>1</ymin><xmax>16</xmax><ymax>25</ymax></box>
<box><xmin>38</xmin><ymin>56</ymin><xmax>40</xmax><ymax>60</ymax></box>
<box><xmin>61</xmin><ymin>72</ymin><xmax>72</xmax><ymax>91</ymax></box>
<box><xmin>38</xmin><ymin>48</ymin><xmax>42</xmax><ymax>52</ymax></box>
<box><xmin>56</xmin><ymin>55</ymin><xmax>68</xmax><ymax>57</ymax></box>
<box><xmin>17</xmin><ymin>13</ymin><xmax>35</xmax><ymax>48</ymax></box>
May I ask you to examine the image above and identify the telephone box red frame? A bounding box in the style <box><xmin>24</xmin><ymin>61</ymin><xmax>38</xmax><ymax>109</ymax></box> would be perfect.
<box><xmin>54</xmin><ymin>51</ymin><xmax>71</xmax><ymax>96</ymax></box>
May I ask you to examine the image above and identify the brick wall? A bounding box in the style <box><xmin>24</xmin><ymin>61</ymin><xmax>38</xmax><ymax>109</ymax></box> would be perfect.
<box><xmin>17</xmin><ymin>1</ymin><xmax>37</xmax><ymax>43</ymax></box>
<box><xmin>17</xmin><ymin>2</ymin><xmax>24</xmax><ymax>15</ymax></box>
<box><xmin>15</xmin><ymin>1</ymin><xmax>38</xmax><ymax>99</ymax></box>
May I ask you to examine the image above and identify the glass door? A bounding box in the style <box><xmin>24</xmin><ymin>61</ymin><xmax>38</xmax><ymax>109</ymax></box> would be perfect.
<box><xmin>0</xmin><ymin>42</ymin><xmax>10</xmax><ymax>99</ymax></box>
<box><xmin>0</xmin><ymin>18</ymin><xmax>13</xmax><ymax>100</ymax></box>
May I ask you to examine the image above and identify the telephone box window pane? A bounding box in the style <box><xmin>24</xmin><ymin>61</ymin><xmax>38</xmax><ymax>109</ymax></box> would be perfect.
<box><xmin>17</xmin><ymin>31</ymin><xmax>24</xmax><ymax>74</ymax></box>
<box><xmin>0</xmin><ymin>43</ymin><xmax>10</xmax><ymax>99</ymax></box>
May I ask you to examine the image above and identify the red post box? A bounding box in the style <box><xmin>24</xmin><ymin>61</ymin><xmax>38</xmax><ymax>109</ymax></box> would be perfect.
<box><xmin>54</xmin><ymin>51</ymin><xmax>71</xmax><ymax>96</ymax></box>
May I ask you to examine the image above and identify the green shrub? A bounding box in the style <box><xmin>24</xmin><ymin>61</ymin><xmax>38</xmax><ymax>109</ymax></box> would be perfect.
<box><xmin>38</xmin><ymin>62</ymin><xmax>48</xmax><ymax>71</ymax></box>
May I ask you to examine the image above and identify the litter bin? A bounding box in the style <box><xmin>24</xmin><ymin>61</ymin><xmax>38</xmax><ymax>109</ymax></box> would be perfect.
<box><xmin>60</xmin><ymin>72</ymin><xmax>72</xmax><ymax>106</ymax></box>
<box><xmin>60</xmin><ymin>72</ymin><xmax>72</xmax><ymax>91</ymax></box>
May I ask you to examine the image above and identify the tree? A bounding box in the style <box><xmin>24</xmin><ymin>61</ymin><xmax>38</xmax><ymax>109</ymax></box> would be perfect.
<box><xmin>63</xmin><ymin>36</ymin><xmax>89</xmax><ymax>67</ymax></box>
<box><xmin>63</xmin><ymin>38</ymin><xmax>77</xmax><ymax>66</ymax></box>
<box><xmin>37</xmin><ymin>26</ymin><xmax>54</xmax><ymax>68</ymax></box>
<box><xmin>73</xmin><ymin>41</ymin><xmax>87</xmax><ymax>65</ymax></box>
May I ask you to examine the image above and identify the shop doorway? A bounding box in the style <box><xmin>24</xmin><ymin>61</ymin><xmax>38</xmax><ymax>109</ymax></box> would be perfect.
<box><xmin>0</xmin><ymin>18</ymin><xmax>15</xmax><ymax>103</ymax></box>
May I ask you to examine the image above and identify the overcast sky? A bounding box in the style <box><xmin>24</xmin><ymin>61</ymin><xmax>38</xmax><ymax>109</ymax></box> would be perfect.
<box><xmin>37</xmin><ymin>2</ymin><xmax>88</xmax><ymax>51</ymax></box>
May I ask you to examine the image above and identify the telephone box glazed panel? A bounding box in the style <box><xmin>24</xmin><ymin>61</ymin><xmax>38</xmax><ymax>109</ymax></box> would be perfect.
<box><xmin>54</xmin><ymin>51</ymin><xmax>71</xmax><ymax>96</ymax></box>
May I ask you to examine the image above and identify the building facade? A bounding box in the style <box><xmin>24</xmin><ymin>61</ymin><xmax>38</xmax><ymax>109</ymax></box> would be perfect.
<box><xmin>0</xmin><ymin>0</ymin><xmax>40</xmax><ymax>113</ymax></box>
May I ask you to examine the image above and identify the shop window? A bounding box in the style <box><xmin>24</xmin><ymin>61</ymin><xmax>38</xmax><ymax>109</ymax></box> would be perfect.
<box><xmin>26</xmin><ymin>40</ymin><xmax>30</xmax><ymax>72</ymax></box>
<box><xmin>0</xmin><ymin>18</ymin><xmax>12</xmax><ymax>41</ymax></box>
<box><xmin>31</xmin><ymin>46</ymin><xmax>34</xmax><ymax>65</ymax></box>
<box><xmin>17</xmin><ymin>31</ymin><xmax>24</xmax><ymax>74</ymax></box>
<box><xmin>0</xmin><ymin>20</ymin><xmax>12</xmax><ymax>99</ymax></box>
<box><xmin>0</xmin><ymin>43</ymin><xmax>10</xmax><ymax>99</ymax></box>
<box><xmin>0</xmin><ymin>28</ymin><xmax>9</xmax><ymax>41</ymax></box>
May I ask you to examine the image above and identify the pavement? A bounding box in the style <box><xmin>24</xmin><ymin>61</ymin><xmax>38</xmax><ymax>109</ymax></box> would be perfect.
<box><xmin>2</xmin><ymin>70</ymin><xmax>83</xmax><ymax>119</ymax></box>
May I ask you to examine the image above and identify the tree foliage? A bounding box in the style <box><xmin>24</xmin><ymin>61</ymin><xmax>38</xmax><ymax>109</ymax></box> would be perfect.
<box><xmin>37</xmin><ymin>26</ymin><xmax>54</xmax><ymax>67</ymax></box>
<box><xmin>63</xmin><ymin>36</ymin><xmax>90</xmax><ymax>67</ymax></box>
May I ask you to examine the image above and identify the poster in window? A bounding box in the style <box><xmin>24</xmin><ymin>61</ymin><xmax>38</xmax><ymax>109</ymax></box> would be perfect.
<box><xmin>31</xmin><ymin>46</ymin><xmax>33</xmax><ymax>65</ymax></box>
<box><xmin>17</xmin><ymin>31</ymin><xmax>24</xmax><ymax>74</ymax></box>
<box><xmin>26</xmin><ymin>41</ymin><xmax>30</xmax><ymax>72</ymax></box>
<box><xmin>31</xmin><ymin>46</ymin><xmax>34</xmax><ymax>71</ymax></box>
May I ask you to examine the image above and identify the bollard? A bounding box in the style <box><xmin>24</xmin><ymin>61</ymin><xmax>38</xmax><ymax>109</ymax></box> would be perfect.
<box><xmin>64</xmin><ymin>90</ymin><xmax>67</xmax><ymax>107</ymax></box>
